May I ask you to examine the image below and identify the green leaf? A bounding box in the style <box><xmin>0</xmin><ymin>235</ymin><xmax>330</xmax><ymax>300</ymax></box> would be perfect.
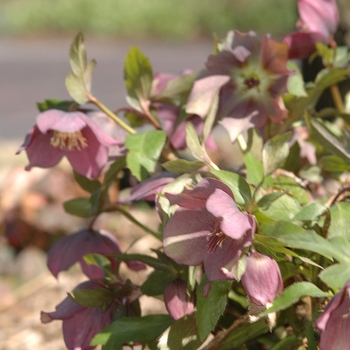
<box><xmin>292</xmin><ymin>202</ymin><xmax>327</xmax><ymax>222</ymax></box>
<box><xmin>68</xmin><ymin>288</ymin><xmax>115</xmax><ymax>308</ymax></box>
<box><xmin>186</xmin><ymin>123</ymin><xmax>204</xmax><ymax>161</ymax></box>
<box><xmin>319</xmin><ymin>263</ymin><xmax>350</xmax><ymax>289</ymax></box>
<box><xmin>110</xmin><ymin>253</ymin><xmax>172</xmax><ymax>272</ymax></box>
<box><xmin>218</xmin><ymin>321</ymin><xmax>269</xmax><ymax>350</ymax></box>
<box><xmin>320</xmin><ymin>155</ymin><xmax>350</xmax><ymax>172</ymax></box>
<box><xmin>69</xmin><ymin>32</ymin><xmax>86</xmax><ymax>76</ymax></box>
<box><xmin>65</xmin><ymin>73</ymin><xmax>89</xmax><ymax>104</ymax></box>
<box><xmin>260</xmin><ymin>282</ymin><xmax>330</xmax><ymax>316</ymax></box>
<box><xmin>210</xmin><ymin>169</ymin><xmax>251</xmax><ymax>208</ymax></box>
<box><xmin>202</xmin><ymin>89</ymin><xmax>219</xmax><ymax>143</ymax></box>
<box><xmin>270</xmin><ymin>335</ymin><xmax>299</xmax><ymax>350</ymax></box>
<box><xmin>244</xmin><ymin>153</ymin><xmax>264</xmax><ymax>186</ymax></box>
<box><xmin>260</xmin><ymin>221</ymin><xmax>350</xmax><ymax>263</ymax></box>
<box><xmin>165</xmin><ymin>313</ymin><xmax>203</xmax><ymax>350</ymax></box>
<box><xmin>328</xmin><ymin>202</ymin><xmax>350</xmax><ymax>240</ymax></box>
<box><xmin>84</xmin><ymin>253</ymin><xmax>113</xmax><ymax>277</ymax></box>
<box><xmin>152</xmin><ymin>71</ymin><xmax>198</xmax><ymax>106</ymax></box>
<box><xmin>126</xmin><ymin>130</ymin><xmax>166</xmax><ymax>181</ymax></box>
<box><xmin>140</xmin><ymin>270</ymin><xmax>176</xmax><ymax>296</ymax></box>
<box><xmin>162</xmin><ymin>159</ymin><xmax>205</xmax><ymax>174</ymax></box>
<box><xmin>196</xmin><ymin>278</ymin><xmax>231</xmax><ymax>342</ymax></box>
<box><xmin>306</xmin><ymin>115</ymin><xmax>350</xmax><ymax>162</ymax></box>
<box><xmin>259</xmin><ymin>194</ymin><xmax>301</xmax><ymax>221</ymax></box>
<box><xmin>256</xmin><ymin>192</ymin><xmax>284</xmax><ymax>210</ymax></box>
<box><xmin>287</xmin><ymin>61</ymin><xmax>307</xmax><ymax>97</ymax></box>
<box><xmin>63</xmin><ymin>197</ymin><xmax>92</xmax><ymax>217</ymax></box>
<box><xmin>36</xmin><ymin>99</ymin><xmax>75</xmax><ymax>112</ymax></box>
<box><xmin>262</xmin><ymin>132</ymin><xmax>292</xmax><ymax>176</ymax></box>
<box><xmin>74</xmin><ymin>172</ymin><xmax>101</xmax><ymax>193</ymax></box>
<box><xmin>91</xmin><ymin>315</ymin><xmax>173</xmax><ymax>346</ymax></box>
<box><xmin>124</xmin><ymin>46</ymin><xmax>153</xmax><ymax>110</ymax></box>
<box><xmin>103</xmin><ymin>157</ymin><xmax>126</xmax><ymax>187</ymax></box>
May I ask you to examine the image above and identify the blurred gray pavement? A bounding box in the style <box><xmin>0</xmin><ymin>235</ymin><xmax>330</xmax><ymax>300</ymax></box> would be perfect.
<box><xmin>1</xmin><ymin>37</ymin><xmax>211</xmax><ymax>140</ymax></box>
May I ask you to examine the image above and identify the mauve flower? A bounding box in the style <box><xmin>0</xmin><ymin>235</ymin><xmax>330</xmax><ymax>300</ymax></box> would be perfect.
<box><xmin>118</xmin><ymin>172</ymin><xmax>175</xmax><ymax>203</ymax></box>
<box><xmin>41</xmin><ymin>280</ymin><xmax>139</xmax><ymax>350</ymax></box>
<box><xmin>241</xmin><ymin>252</ymin><xmax>283</xmax><ymax>308</ymax></box>
<box><xmin>186</xmin><ymin>31</ymin><xmax>290</xmax><ymax>142</ymax></box>
<box><xmin>315</xmin><ymin>280</ymin><xmax>350</xmax><ymax>350</ymax></box>
<box><xmin>17</xmin><ymin>109</ymin><xmax>122</xmax><ymax>179</ymax></box>
<box><xmin>152</xmin><ymin>72</ymin><xmax>217</xmax><ymax>151</ymax></box>
<box><xmin>164</xmin><ymin>279</ymin><xmax>194</xmax><ymax>320</ymax></box>
<box><xmin>163</xmin><ymin>178</ymin><xmax>255</xmax><ymax>282</ymax></box>
<box><xmin>47</xmin><ymin>228</ymin><xmax>145</xmax><ymax>280</ymax></box>
<box><xmin>283</xmin><ymin>0</ymin><xmax>339</xmax><ymax>59</ymax></box>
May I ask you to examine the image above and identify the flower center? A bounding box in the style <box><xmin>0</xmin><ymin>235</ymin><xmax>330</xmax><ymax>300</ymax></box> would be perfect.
<box><xmin>50</xmin><ymin>131</ymin><xmax>88</xmax><ymax>151</ymax></box>
<box><xmin>244</xmin><ymin>77</ymin><xmax>260</xmax><ymax>90</ymax></box>
<box><xmin>207</xmin><ymin>218</ymin><xmax>228</xmax><ymax>253</ymax></box>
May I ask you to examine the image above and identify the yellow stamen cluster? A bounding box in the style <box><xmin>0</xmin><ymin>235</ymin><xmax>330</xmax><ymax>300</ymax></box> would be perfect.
<box><xmin>50</xmin><ymin>131</ymin><xmax>88</xmax><ymax>151</ymax></box>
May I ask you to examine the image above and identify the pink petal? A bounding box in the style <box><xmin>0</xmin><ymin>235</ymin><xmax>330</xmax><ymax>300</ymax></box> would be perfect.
<box><xmin>37</xmin><ymin>110</ymin><xmax>87</xmax><ymax>133</ymax></box>
<box><xmin>164</xmin><ymin>279</ymin><xmax>194</xmax><ymax>320</ymax></box>
<box><xmin>241</xmin><ymin>252</ymin><xmax>283</xmax><ymax>306</ymax></box>
<box><xmin>163</xmin><ymin>209</ymin><xmax>214</xmax><ymax>266</ymax></box>
<box><xmin>186</xmin><ymin>75</ymin><xmax>230</xmax><ymax>118</ymax></box>
<box><xmin>65</xmin><ymin>126</ymin><xmax>109</xmax><ymax>179</ymax></box>
<box><xmin>118</xmin><ymin>173</ymin><xmax>175</xmax><ymax>203</ymax></box>
<box><xmin>206</xmin><ymin>189</ymin><xmax>255</xmax><ymax>240</ymax></box>
<box><xmin>47</xmin><ymin>229</ymin><xmax>121</xmax><ymax>279</ymax></box>
<box><xmin>165</xmin><ymin>177</ymin><xmax>233</xmax><ymax>209</ymax></box>
<box><xmin>17</xmin><ymin>126</ymin><xmax>63</xmax><ymax>169</ymax></box>
<box><xmin>203</xmin><ymin>234</ymin><xmax>253</xmax><ymax>281</ymax></box>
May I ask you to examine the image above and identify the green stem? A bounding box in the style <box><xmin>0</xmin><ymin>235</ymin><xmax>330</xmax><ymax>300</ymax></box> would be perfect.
<box><xmin>330</xmin><ymin>84</ymin><xmax>344</xmax><ymax>113</ymax></box>
<box><xmin>88</xmin><ymin>94</ymin><xmax>136</xmax><ymax>134</ymax></box>
<box><xmin>115</xmin><ymin>205</ymin><xmax>162</xmax><ymax>240</ymax></box>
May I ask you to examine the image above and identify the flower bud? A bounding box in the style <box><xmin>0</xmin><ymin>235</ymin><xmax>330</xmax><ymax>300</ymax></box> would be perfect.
<box><xmin>316</xmin><ymin>280</ymin><xmax>350</xmax><ymax>350</ymax></box>
<box><xmin>241</xmin><ymin>252</ymin><xmax>283</xmax><ymax>307</ymax></box>
<box><xmin>164</xmin><ymin>279</ymin><xmax>194</xmax><ymax>320</ymax></box>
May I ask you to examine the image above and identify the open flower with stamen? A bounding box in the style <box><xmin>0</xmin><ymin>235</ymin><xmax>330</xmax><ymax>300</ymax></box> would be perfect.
<box><xmin>17</xmin><ymin>109</ymin><xmax>122</xmax><ymax>179</ymax></box>
<box><xmin>186</xmin><ymin>31</ymin><xmax>290</xmax><ymax>142</ymax></box>
<box><xmin>163</xmin><ymin>178</ymin><xmax>255</xmax><ymax>283</ymax></box>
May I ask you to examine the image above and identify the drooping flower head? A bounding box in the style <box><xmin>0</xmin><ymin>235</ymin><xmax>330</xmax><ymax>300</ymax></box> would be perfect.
<box><xmin>283</xmin><ymin>0</ymin><xmax>339</xmax><ymax>59</ymax></box>
<box><xmin>17</xmin><ymin>109</ymin><xmax>122</xmax><ymax>179</ymax></box>
<box><xmin>241</xmin><ymin>252</ymin><xmax>283</xmax><ymax>308</ymax></box>
<box><xmin>163</xmin><ymin>177</ymin><xmax>256</xmax><ymax>283</ymax></box>
<box><xmin>186</xmin><ymin>31</ymin><xmax>290</xmax><ymax>142</ymax></box>
<box><xmin>164</xmin><ymin>278</ymin><xmax>195</xmax><ymax>320</ymax></box>
<box><xmin>315</xmin><ymin>280</ymin><xmax>350</xmax><ymax>350</ymax></box>
<box><xmin>47</xmin><ymin>228</ymin><xmax>145</xmax><ymax>280</ymax></box>
<box><xmin>41</xmin><ymin>280</ymin><xmax>140</xmax><ymax>350</ymax></box>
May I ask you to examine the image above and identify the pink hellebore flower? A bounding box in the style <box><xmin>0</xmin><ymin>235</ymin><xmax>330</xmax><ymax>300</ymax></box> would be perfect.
<box><xmin>164</xmin><ymin>279</ymin><xmax>195</xmax><ymax>320</ymax></box>
<box><xmin>47</xmin><ymin>229</ymin><xmax>145</xmax><ymax>280</ymax></box>
<box><xmin>152</xmin><ymin>72</ymin><xmax>217</xmax><ymax>151</ymax></box>
<box><xmin>163</xmin><ymin>178</ymin><xmax>256</xmax><ymax>282</ymax></box>
<box><xmin>41</xmin><ymin>280</ymin><xmax>134</xmax><ymax>350</ymax></box>
<box><xmin>186</xmin><ymin>31</ymin><xmax>290</xmax><ymax>142</ymax></box>
<box><xmin>283</xmin><ymin>0</ymin><xmax>339</xmax><ymax>59</ymax></box>
<box><xmin>241</xmin><ymin>252</ymin><xmax>283</xmax><ymax>308</ymax></box>
<box><xmin>315</xmin><ymin>280</ymin><xmax>350</xmax><ymax>350</ymax></box>
<box><xmin>17</xmin><ymin>109</ymin><xmax>122</xmax><ymax>179</ymax></box>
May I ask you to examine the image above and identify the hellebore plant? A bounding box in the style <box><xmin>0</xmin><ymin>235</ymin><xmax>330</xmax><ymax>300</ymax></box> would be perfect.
<box><xmin>14</xmin><ymin>0</ymin><xmax>350</xmax><ymax>348</ymax></box>
<box><xmin>17</xmin><ymin>109</ymin><xmax>122</xmax><ymax>179</ymax></box>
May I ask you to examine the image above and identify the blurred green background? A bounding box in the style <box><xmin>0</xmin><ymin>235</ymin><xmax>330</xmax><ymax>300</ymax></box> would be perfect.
<box><xmin>0</xmin><ymin>0</ymin><xmax>297</xmax><ymax>40</ymax></box>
